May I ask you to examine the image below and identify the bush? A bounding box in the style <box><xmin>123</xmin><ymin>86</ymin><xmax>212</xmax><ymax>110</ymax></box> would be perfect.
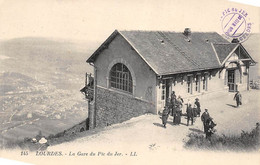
<box><xmin>185</xmin><ymin>123</ymin><xmax>260</xmax><ymax>151</ymax></box>
<box><xmin>250</xmin><ymin>80</ymin><xmax>260</xmax><ymax>90</ymax></box>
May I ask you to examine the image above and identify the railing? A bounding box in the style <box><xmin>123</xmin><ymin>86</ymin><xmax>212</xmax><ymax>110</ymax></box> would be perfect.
<box><xmin>80</xmin><ymin>86</ymin><xmax>94</xmax><ymax>101</ymax></box>
<box><xmin>80</xmin><ymin>72</ymin><xmax>94</xmax><ymax>101</ymax></box>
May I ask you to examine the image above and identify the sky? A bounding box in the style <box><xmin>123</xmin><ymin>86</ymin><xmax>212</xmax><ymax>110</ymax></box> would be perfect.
<box><xmin>0</xmin><ymin>0</ymin><xmax>259</xmax><ymax>42</ymax></box>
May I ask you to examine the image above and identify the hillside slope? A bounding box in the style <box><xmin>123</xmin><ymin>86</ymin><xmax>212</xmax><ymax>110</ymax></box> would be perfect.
<box><xmin>0</xmin><ymin>37</ymin><xmax>97</xmax><ymax>147</ymax></box>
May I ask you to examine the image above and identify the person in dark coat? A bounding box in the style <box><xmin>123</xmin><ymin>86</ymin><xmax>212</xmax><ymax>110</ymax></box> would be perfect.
<box><xmin>162</xmin><ymin>106</ymin><xmax>170</xmax><ymax>128</ymax></box>
<box><xmin>172</xmin><ymin>106</ymin><xmax>177</xmax><ymax>124</ymax></box>
<box><xmin>186</xmin><ymin>104</ymin><xmax>193</xmax><ymax>126</ymax></box>
<box><xmin>233</xmin><ymin>91</ymin><xmax>242</xmax><ymax>107</ymax></box>
<box><xmin>171</xmin><ymin>91</ymin><xmax>176</xmax><ymax>99</ymax></box>
<box><xmin>176</xmin><ymin>109</ymin><xmax>182</xmax><ymax>125</ymax></box>
<box><xmin>205</xmin><ymin>118</ymin><xmax>217</xmax><ymax>139</ymax></box>
<box><xmin>171</xmin><ymin>91</ymin><xmax>177</xmax><ymax>108</ymax></box>
<box><xmin>194</xmin><ymin>98</ymin><xmax>201</xmax><ymax>117</ymax></box>
<box><xmin>201</xmin><ymin>109</ymin><xmax>210</xmax><ymax>133</ymax></box>
<box><xmin>166</xmin><ymin>98</ymin><xmax>173</xmax><ymax>116</ymax></box>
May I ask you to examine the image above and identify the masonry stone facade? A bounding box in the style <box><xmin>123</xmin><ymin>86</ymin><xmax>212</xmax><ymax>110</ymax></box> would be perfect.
<box><xmin>91</xmin><ymin>86</ymin><xmax>155</xmax><ymax>128</ymax></box>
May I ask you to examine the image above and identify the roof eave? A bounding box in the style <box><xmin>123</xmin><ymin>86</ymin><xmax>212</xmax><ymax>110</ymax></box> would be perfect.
<box><xmin>220</xmin><ymin>44</ymin><xmax>240</xmax><ymax>66</ymax></box>
<box><xmin>85</xmin><ymin>30</ymin><xmax>159</xmax><ymax>75</ymax></box>
<box><xmin>157</xmin><ymin>66</ymin><xmax>222</xmax><ymax>76</ymax></box>
<box><xmin>86</xmin><ymin>30</ymin><xmax>119</xmax><ymax>63</ymax></box>
<box><xmin>239</xmin><ymin>44</ymin><xmax>257</xmax><ymax>64</ymax></box>
<box><xmin>220</xmin><ymin>44</ymin><xmax>256</xmax><ymax>66</ymax></box>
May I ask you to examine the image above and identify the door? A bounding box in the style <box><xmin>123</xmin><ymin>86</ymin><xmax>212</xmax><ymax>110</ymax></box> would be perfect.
<box><xmin>228</xmin><ymin>70</ymin><xmax>236</xmax><ymax>92</ymax></box>
<box><xmin>161</xmin><ymin>79</ymin><xmax>171</xmax><ymax>108</ymax></box>
<box><xmin>166</xmin><ymin>79</ymin><xmax>171</xmax><ymax>101</ymax></box>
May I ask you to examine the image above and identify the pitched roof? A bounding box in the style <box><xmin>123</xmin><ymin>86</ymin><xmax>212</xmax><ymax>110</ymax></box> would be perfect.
<box><xmin>213</xmin><ymin>43</ymin><xmax>238</xmax><ymax>64</ymax></box>
<box><xmin>87</xmin><ymin>30</ymin><xmax>253</xmax><ymax>75</ymax></box>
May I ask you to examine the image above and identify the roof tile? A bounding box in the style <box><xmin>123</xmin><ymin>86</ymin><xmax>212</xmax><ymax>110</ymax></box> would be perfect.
<box><xmin>120</xmin><ymin>31</ymin><xmax>229</xmax><ymax>75</ymax></box>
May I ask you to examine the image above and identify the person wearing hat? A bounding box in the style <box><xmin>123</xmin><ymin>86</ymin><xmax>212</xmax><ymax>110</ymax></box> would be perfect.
<box><xmin>233</xmin><ymin>91</ymin><xmax>242</xmax><ymax>108</ymax></box>
<box><xmin>178</xmin><ymin>95</ymin><xmax>184</xmax><ymax>103</ymax></box>
<box><xmin>201</xmin><ymin>109</ymin><xmax>210</xmax><ymax>133</ymax></box>
<box><xmin>162</xmin><ymin>106</ymin><xmax>170</xmax><ymax>128</ymax></box>
<box><xmin>194</xmin><ymin>98</ymin><xmax>201</xmax><ymax>117</ymax></box>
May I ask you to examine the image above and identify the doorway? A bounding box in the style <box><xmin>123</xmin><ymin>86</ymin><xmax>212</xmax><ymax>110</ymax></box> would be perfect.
<box><xmin>161</xmin><ymin>79</ymin><xmax>171</xmax><ymax>108</ymax></box>
<box><xmin>228</xmin><ymin>70</ymin><xmax>236</xmax><ymax>92</ymax></box>
<box><xmin>166</xmin><ymin>79</ymin><xmax>171</xmax><ymax>101</ymax></box>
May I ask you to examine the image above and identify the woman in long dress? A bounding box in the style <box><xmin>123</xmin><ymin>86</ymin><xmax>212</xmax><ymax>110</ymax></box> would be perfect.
<box><xmin>175</xmin><ymin>100</ymin><xmax>182</xmax><ymax>125</ymax></box>
<box><xmin>195</xmin><ymin>98</ymin><xmax>201</xmax><ymax>117</ymax></box>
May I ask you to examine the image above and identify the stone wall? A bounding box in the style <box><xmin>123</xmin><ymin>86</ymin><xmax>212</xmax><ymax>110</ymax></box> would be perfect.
<box><xmin>64</xmin><ymin>119</ymin><xmax>89</xmax><ymax>135</ymax></box>
<box><xmin>94</xmin><ymin>86</ymin><xmax>155</xmax><ymax>128</ymax></box>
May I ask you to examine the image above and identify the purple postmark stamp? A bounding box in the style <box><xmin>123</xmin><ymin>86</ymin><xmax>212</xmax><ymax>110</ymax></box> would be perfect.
<box><xmin>220</xmin><ymin>8</ymin><xmax>252</xmax><ymax>42</ymax></box>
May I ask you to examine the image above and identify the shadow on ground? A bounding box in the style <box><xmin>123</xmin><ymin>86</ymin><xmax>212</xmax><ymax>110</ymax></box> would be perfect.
<box><xmin>153</xmin><ymin>123</ymin><xmax>165</xmax><ymax>128</ymax></box>
<box><xmin>189</xmin><ymin>128</ymin><xmax>204</xmax><ymax>134</ymax></box>
<box><xmin>179</xmin><ymin>123</ymin><xmax>187</xmax><ymax>126</ymax></box>
<box><xmin>226</xmin><ymin>104</ymin><xmax>237</xmax><ymax>108</ymax></box>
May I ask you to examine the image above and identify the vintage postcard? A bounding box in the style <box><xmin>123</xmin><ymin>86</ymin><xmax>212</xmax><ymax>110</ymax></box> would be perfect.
<box><xmin>0</xmin><ymin>0</ymin><xmax>259</xmax><ymax>164</ymax></box>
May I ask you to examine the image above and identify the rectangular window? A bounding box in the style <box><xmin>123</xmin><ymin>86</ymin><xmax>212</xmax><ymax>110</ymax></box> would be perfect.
<box><xmin>202</xmin><ymin>75</ymin><xmax>208</xmax><ymax>91</ymax></box>
<box><xmin>161</xmin><ymin>80</ymin><xmax>166</xmax><ymax>100</ymax></box>
<box><xmin>187</xmin><ymin>76</ymin><xmax>192</xmax><ymax>94</ymax></box>
<box><xmin>203</xmin><ymin>78</ymin><xmax>205</xmax><ymax>90</ymax></box>
<box><xmin>195</xmin><ymin>75</ymin><xmax>200</xmax><ymax>92</ymax></box>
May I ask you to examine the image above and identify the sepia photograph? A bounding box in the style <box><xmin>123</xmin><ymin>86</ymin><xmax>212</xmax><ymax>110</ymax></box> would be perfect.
<box><xmin>0</xmin><ymin>0</ymin><xmax>259</xmax><ymax>164</ymax></box>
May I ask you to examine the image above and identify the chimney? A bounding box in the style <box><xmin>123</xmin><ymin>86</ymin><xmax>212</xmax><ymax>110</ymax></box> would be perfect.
<box><xmin>184</xmin><ymin>28</ymin><xmax>191</xmax><ymax>37</ymax></box>
<box><xmin>183</xmin><ymin>28</ymin><xmax>191</xmax><ymax>42</ymax></box>
<box><xmin>231</xmin><ymin>38</ymin><xmax>239</xmax><ymax>43</ymax></box>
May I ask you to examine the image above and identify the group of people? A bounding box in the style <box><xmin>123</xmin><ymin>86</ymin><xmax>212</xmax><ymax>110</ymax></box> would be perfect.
<box><xmin>161</xmin><ymin>91</ymin><xmax>202</xmax><ymax>127</ymax></box>
<box><xmin>201</xmin><ymin>109</ymin><xmax>217</xmax><ymax>139</ymax></box>
<box><xmin>186</xmin><ymin>98</ymin><xmax>201</xmax><ymax>126</ymax></box>
<box><xmin>161</xmin><ymin>91</ymin><xmax>217</xmax><ymax>139</ymax></box>
<box><xmin>161</xmin><ymin>91</ymin><xmax>183</xmax><ymax>127</ymax></box>
<box><xmin>161</xmin><ymin>90</ymin><xmax>244</xmax><ymax>140</ymax></box>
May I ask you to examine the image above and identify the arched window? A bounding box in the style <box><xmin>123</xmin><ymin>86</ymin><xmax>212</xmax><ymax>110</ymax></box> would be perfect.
<box><xmin>110</xmin><ymin>63</ymin><xmax>133</xmax><ymax>93</ymax></box>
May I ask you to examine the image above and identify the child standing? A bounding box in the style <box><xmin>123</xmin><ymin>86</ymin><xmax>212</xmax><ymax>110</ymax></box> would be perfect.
<box><xmin>162</xmin><ymin>106</ymin><xmax>170</xmax><ymax>128</ymax></box>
